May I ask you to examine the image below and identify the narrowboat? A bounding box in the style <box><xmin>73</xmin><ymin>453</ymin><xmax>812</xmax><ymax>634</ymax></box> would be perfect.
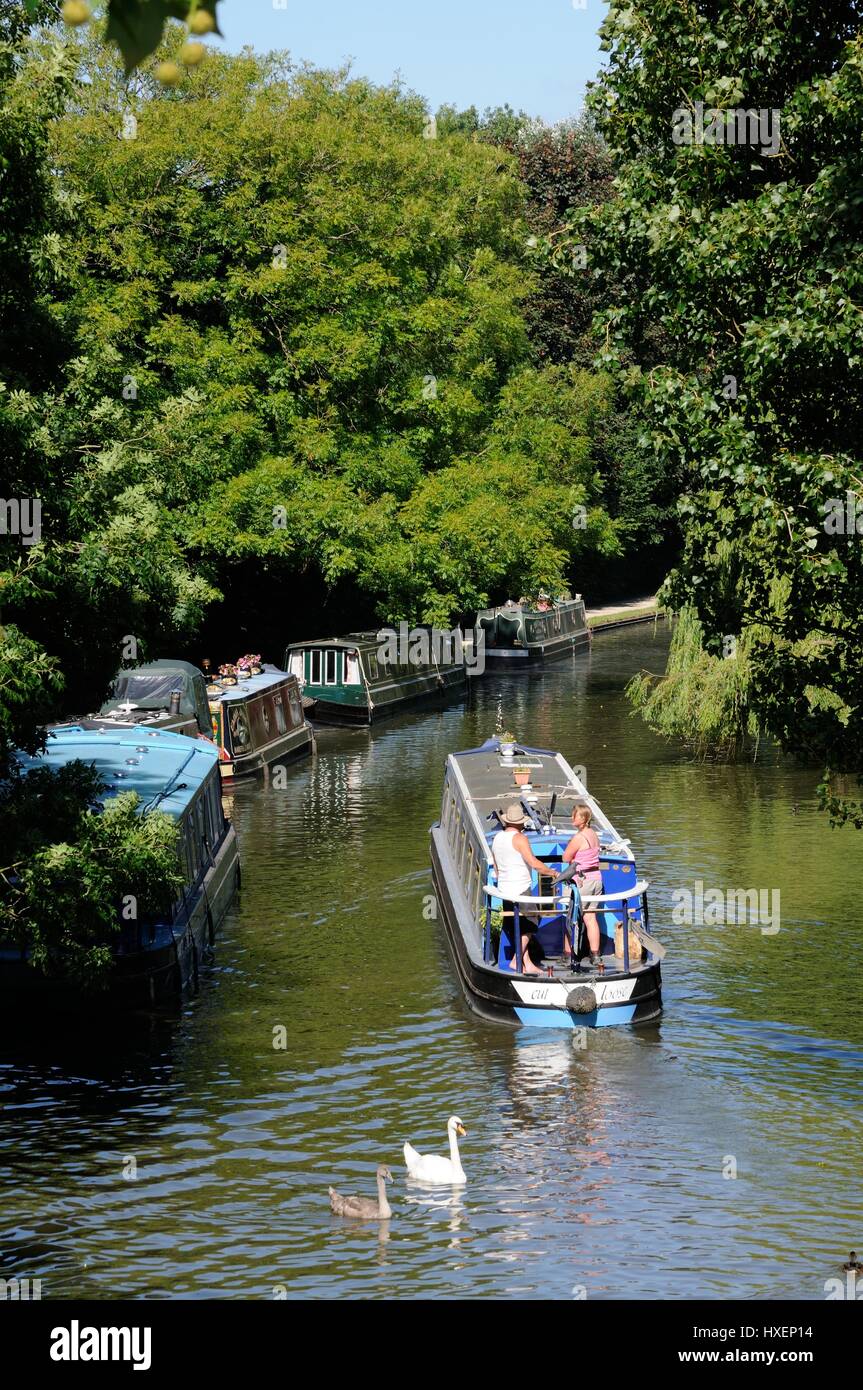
<box><xmin>285</xmin><ymin>630</ymin><xmax>467</xmax><ymax>724</ymax></box>
<box><xmin>474</xmin><ymin>594</ymin><xmax>590</xmax><ymax>669</ymax></box>
<box><xmin>206</xmin><ymin>664</ymin><xmax>314</xmax><ymax>780</ymax></box>
<box><xmin>89</xmin><ymin>659</ymin><xmax>213</xmax><ymax>738</ymax></box>
<box><xmin>0</xmin><ymin>726</ymin><xmax>240</xmax><ymax>1008</ymax></box>
<box><xmin>429</xmin><ymin>735</ymin><xmax>664</xmax><ymax>1028</ymax></box>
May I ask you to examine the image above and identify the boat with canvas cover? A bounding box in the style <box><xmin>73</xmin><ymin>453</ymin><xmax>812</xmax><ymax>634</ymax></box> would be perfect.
<box><xmin>430</xmin><ymin>735</ymin><xmax>664</xmax><ymax>1028</ymax></box>
<box><xmin>81</xmin><ymin>659</ymin><xmax>213</xmax><ymax>738</ymax></box>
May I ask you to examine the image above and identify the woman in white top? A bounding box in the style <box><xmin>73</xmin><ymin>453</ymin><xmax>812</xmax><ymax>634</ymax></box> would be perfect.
<box><xmin>492</xmin><ymin>804</ymin><xmax>558</xmax><ymax>975</ymax></box>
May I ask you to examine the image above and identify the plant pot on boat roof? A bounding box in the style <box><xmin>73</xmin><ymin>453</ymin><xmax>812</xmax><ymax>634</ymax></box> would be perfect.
<box><xmin>218</xmin><ymin>663</ymin><xmax>238</xmax><ymax>686</ymax></box>
<box><xmin>498</xmin><ymin>730</ymin><xmax>517</xmax><ymax>760</ymax></box>
<box><xmin>511</xmin><ymin>764</ymin><xmax>532</xmax><ymax>786</ymax></box>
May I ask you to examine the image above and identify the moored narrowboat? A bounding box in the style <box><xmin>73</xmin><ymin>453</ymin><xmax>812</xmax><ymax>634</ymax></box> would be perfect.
<box><xmin>207</xmin><ymin>664</ymin><xmax>314</xmax><ymax>780</ymax></box>
<box><xmin>285</xmin><ymin>631</ymin><xmax>467</xmax><ymax>724</ymax></box>
<box><xmin>84</xmin><ymin>659</ymin><xmax>213</xmax><ymax>738</ymax></box>
<box><xmin>474</xmin><ymin>594</ymin><xmax>590</xmax><ymax>669</ymax></box>
<box><xmin>429</xmin><ymin>735</ymin><xmax>663</xmax><ymax>1028</ymax></box>
<box><xmin>0</xmin><ymin>726</ymin><xmax>240</xmax><ymax>1008</ymax></box>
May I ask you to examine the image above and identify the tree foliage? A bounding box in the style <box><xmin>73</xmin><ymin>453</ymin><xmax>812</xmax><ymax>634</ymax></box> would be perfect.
<box><xmin>555</xmin><ymin>0</ymin><xmax>863</xmax><ymax>810</ymax></box>
<box><xmin>0</xmin><ymin>765</ymin><xmax>183</xmax><ymax>988</ymax></box>
<box><xmin>40</xmin><ymin>30</ymin><xmax>620</xmax><ymax>634</ymax></box>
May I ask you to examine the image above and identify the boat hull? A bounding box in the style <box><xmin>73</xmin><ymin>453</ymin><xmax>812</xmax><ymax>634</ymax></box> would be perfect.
<box><xmin>311</xmin><ymin>669</ymin><xmax>467</xmax><ymax>725</ymax></box>
<box><xmin>430</xmin><ymin>826</ymin><xmax>662</xmax><ymax>1029</ymax></box>
<box><xmin>219</xmin><ymin>724</ymin><xmax>314</xmax><ymax>780</ymax></box>
<box><xmin>481</xmin><ymin>629</ymin><xmax>591</xmax><ymax>670</ymax></box>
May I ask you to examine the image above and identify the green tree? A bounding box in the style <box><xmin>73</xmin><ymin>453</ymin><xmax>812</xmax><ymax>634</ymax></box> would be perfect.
<box><xmin>556</xmin><ymin>0</ymin><xmax>863</xmax><ymax>816</ymax></box>
<box><xmin>46</xmin><ymin>31</ymin><xmax>619</xmax><ymax>630</ymax></box>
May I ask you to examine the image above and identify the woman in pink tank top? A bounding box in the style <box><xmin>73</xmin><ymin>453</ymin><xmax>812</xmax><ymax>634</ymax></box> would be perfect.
<box><xmin>562</xmin><ymin>803</ymin><xmax>604</xmax><ymax>967</ymax></box>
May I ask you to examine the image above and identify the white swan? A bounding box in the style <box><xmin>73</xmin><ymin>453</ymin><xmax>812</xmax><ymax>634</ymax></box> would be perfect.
<box><xmin>403</xmin><ymin>1116</ymin><xmax>467</xmax><ymax>1184</ymax></box>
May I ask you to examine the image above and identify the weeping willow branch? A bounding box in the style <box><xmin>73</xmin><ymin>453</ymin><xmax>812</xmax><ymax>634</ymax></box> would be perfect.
<box><xmin>626</xmin><ymin>606</ymin><xmax>759</xmax><ymax>761</ymax></box>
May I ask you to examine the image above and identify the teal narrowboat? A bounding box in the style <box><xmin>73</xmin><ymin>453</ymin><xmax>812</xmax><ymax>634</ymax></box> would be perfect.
<box><xmin>474</xmin><ymin>595</ymin><xmax>590</xmax><ymax>670</ymax></box>
<box><xmin>0</xmin><ymin>726</ymin><xmax>240</xmax><ymax>1008</ymax></box>
<box><xmin>285</xmin><ymin>631</ymin><xmax>467</xmax><ymax>724</ymax></box>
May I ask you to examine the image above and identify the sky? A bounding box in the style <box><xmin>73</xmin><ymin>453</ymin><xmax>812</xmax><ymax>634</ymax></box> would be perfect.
<box><xmin>213</xmin><ymin>0</ymin><xmax>607</xmax><ymax>125</ymax></box>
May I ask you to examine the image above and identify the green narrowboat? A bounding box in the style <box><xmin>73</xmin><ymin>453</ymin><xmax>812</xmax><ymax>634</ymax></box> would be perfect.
<box><xmin>285</xmin><ymin>630</ymin><xmax>467</xmax><ymax>724</ymax></box>
<box><xmin>91</xmin><ymin>659</ymin><xmax>213</xmax><ymax>737</ymax></box>
<box><xmin>474</xmin><ymin>595</ymin><xmax>590</xmax><ymax>670</ymax></box>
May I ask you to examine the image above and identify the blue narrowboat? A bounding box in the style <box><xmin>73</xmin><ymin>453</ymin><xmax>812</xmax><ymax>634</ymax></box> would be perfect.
<box><xmin>430</xmin><ymin>735</ymin><xmax>664</xmax><ymax>1028</ymax></box>
<box><xmin>0</xmin><ymin>726</ymin><xmax>240</xmax><ymax>1007</ymax></box>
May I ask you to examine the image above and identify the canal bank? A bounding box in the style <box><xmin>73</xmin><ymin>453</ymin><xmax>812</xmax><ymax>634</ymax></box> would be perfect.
<box><xmin>587</xmin><ymin>594</ymin><xmax>665</xmax><ymax>632</ymax></box>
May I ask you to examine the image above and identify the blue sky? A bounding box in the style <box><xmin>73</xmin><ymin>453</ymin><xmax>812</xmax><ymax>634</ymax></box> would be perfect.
<box><xmin>214</xmin><ymin>0</ymin><xmax>607</xmax><ymax>125</ymax></box>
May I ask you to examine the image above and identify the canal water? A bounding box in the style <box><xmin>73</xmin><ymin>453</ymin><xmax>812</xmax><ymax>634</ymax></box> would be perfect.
<box><xmin>1</xmin><ymin>623</ymin><xmax>860</xmax><ymax>1300</ymax></box>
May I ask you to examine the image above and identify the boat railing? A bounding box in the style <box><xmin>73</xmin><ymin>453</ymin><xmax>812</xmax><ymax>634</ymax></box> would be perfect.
<box><xmin>481</xmin><ymin>880</ymin><xmax>651</xmax><ymax>972</ymax></box>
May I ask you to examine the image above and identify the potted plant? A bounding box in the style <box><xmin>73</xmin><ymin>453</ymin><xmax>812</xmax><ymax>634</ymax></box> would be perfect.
<box><xmin>511</xmin><ymin>763</ymin><xmax>532</xmax><ymax>787</ymax></box>
<box><xmin>499</xmin><ymin>729</ymin><xmax>516</xmax><ymax>761</ymax></box>
<box><xmin>237</xmin><ymin>653</ymin><xmax>263</xmax><ymax>676</ymax></box>
<box><xmin>218</xmin><ymin>663</ymin><xmax>238</xmax><ymax>686</ymax></box>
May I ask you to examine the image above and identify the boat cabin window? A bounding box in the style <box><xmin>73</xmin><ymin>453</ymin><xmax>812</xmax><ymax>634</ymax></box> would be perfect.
<box><xmin>310</xmin><ymin>650</ymin><xmax>323</xmax><ymax>685</ymax></box>
<box><xmin>366</xmin><ymin>653</ymin><xmax>378</xmax><ymax>680</ymax></box>
<box><xmin>325</xmin><ymin>650</ymin><xmax>338</xmax><ymax>685</ymax></box>
<box><xmin>273</xmin><ymin>693</ymin><xmax>287</xmax><ymax>734</ymax></box>
<box><xmin>289</xmin><ymin>651</ymin><xmax>304</xmax><ymax>681</ymax></box>
<box><xmin>344</xmin><ymin>650</ymin><xmax>361</xmax><ymax>685</ymax></box>
<box><xmin>181</xmin><ymin>814</ymin><xmax>200</xmax><ymax>886</ymax></box>
<box><xmin>288</xmin><ymin>686</ymin><xmax>303</xmax><ymax>727</ymax></box>
<box><xmin>205</xmin><ymin>774</ymin><xmax>223</xmax><ymax>846</ymax></box>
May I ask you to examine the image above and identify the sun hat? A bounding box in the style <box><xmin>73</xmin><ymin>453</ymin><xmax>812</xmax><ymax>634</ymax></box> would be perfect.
<box><xmin>502</xmin><ymin>803</ymin><xmax>528</xmax><ymax>827</ymax></box>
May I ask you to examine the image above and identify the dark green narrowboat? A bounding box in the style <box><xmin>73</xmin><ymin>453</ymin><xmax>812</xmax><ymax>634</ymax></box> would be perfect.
<box><xmin>474</xmin><ymin>595</ymin><xmax>590</xmax><ymax>670</ymax></box>
<box><xmin>285</xmin><ymin>629</ymin><xmax>467</xmax><ymax>724</ymax></box>
<box><xmin>85</xmin><ymin>659</ymin><xmax>213</xmax><ymax>738</ymax></box>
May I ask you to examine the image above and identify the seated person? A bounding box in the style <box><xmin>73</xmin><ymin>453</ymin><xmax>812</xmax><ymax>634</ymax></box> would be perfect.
<box><xmin>492</xmin><ymin>804</ymin><xmax>558</xmax><ymax>975</ymax></box>
<box><xmin>563</xmin><ymin>802</ymin><xmax>604</xmax><ymax>967</ymax></box>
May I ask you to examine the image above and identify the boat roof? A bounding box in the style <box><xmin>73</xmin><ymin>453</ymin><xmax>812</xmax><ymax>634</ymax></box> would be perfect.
<box><xmin>285</xmin><ymin>632</ymin><xmax>379</xmax><ymax>651</ymax></box>
<box><xmin>14</xmin><ymin>725</ymin><xmax>219</xmax><ymax>820</ymax></box>
<box><xmin>128</xmin><ymin>659</ymin><xmax>203</xmax><ymax>679</ymax></box>
<box><xmin>208</xmin><ymin>664</ymin><xmax>299</xmax><ymax>705</ymax></box>
<box><xmin>447</xmin><ymin>736</ymin><xmax>632</xmax><ymax>859</ymax></box>
<box><xmin>477</xmin><ymin>595</ymin><xmax>583</xmax><ymax>618</ymax></box>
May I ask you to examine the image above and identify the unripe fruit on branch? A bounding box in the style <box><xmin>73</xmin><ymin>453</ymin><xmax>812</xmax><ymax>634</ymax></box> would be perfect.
<box><xmin>181</xmin><ymin>42</ymin><xmax>207</xmax><ymax>67</ymax></box>
<box><xmin>155</xmin><ymin>62</ymin><xmax>182</xmax><ymax>87</ymax></box>
<box><xmin>61</xmin><ymin>0</ymin><xmax>91</xmax><ymax>24</ymax></box>
<box><xmin>188</xmin><ymin>8</ymin><xmax>217</xmax><ymax>34</ymax></box>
